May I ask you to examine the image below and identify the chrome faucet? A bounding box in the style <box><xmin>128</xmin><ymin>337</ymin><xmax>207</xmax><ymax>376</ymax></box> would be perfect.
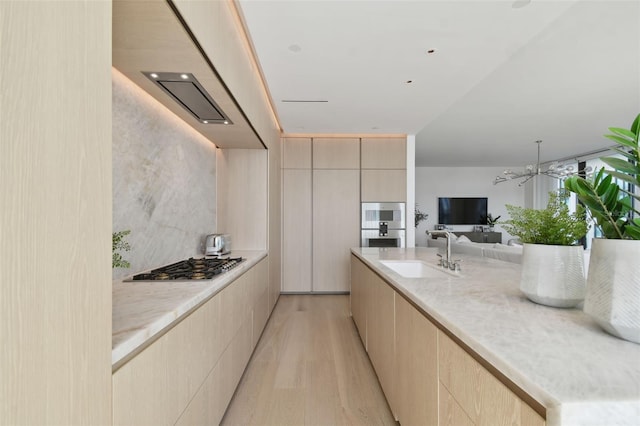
<box><xmin>427</xmin><ymin>230</ymin><xmax>461</xmax><ymax>271</ymax></box>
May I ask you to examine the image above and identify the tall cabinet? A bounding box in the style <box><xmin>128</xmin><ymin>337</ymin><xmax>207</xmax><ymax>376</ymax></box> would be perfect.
<box><xmin>282</xmin><ymin>136</ymin><xmax>406</xmax><ymax>293</ymax></box>
<box><xmin>312</xmin><ymin>138</ymin><xmax>360</xmax><ymax>292</ymax></box>
<box><xmin>282</xmin><ymin>137</ymin><xmax>360</xmax><ymax>293</ymax></box>
<box><xmin>361</xmin><ymin>137</ymin><xmax>407</xmax><ymax>202</ymax></box>
<box><xmin>282</xmin><ymin>138</ymin><xmax>312</xmax><ymax>292</ymax></box>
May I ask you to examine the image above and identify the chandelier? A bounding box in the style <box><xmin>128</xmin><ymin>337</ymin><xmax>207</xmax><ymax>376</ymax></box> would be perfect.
<box><xmin>493</xmin><ymin>140</ymin><xmax>592</xmax><ymax>186</ymax></box>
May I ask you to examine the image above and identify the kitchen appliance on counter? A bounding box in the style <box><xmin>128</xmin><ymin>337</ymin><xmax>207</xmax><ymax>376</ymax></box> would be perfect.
<box><xmin>130</xmin><ymin>257</ymin><xmax>244</xmax><ymax>281</ymax></box>
<box><xmin>205</xmin><ymin>233</ymin><xmax>231</xmax><ymax>256</ymax></box>
<box><xmin>361</xmin><ymin>202</ymin><xmax>406</xmax><ymax>248</ymax></box>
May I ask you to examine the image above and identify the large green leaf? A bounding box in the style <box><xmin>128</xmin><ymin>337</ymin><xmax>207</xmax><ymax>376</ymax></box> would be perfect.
<box><xmin>602</xmin><ymin>157</ymin><xmax>638</xmax><ymax>174</ymax></box>
<box><xmin>630</xmin><ymin>114</ymin><xmax>640</xmax><ymax>137</ymax></box>
<box><xmin>608</xmin><ymin>127</ymin><xmax>636</xmax><ymax>140</ymax></box>
<box><xmin>605</xmin><ymin>134</ymin><xmax>636</xmax><ymax>148</ymax></box>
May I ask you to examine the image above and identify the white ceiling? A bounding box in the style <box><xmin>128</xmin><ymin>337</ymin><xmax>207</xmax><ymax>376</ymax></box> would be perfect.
<box><xmin>237</xmin><ymin>0</ymin><xmax>640</xmax><ymax>166</ymax></box>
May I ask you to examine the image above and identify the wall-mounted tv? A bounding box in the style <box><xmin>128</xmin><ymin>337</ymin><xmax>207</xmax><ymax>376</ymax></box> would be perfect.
<box><xmin>438</xmin><ymin>197</ymin><xmax>488</xmax><ymax>225</ymax></box>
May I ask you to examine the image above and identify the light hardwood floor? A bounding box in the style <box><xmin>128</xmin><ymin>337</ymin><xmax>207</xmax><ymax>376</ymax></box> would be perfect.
<box><xmin>221</xmin><ymin>295</ymin><xmax>398</xmax><ymax>426</ymax></box>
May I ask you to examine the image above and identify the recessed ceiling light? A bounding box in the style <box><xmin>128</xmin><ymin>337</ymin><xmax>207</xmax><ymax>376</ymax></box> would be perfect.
<box><xmin>180</xmin><ymin>74</ymin><xmax>189</xmax><ymax>79</ymax></box>
<box><xmin>223</xmin><ymin>120</ymin><xmax>229</xmax><ymax>125</ymax></box>
<box><xmin>203</xmin><ymin>120</ymin><xmax>209</xmax><ymax>124</ymax></box>
<box><xmin>512</xmin><ymin>0</ymin><xmax>531</xmax><ymax>9</ymax></box>
<box><xmin>150</xmin><ymin>73</ymin><xmax>159</xmax><ymax>79</ymax></box>
<box><xmin>426</xmin><ymin>49</ymin><xmax>436</xmax><ymax>54</ymax></box>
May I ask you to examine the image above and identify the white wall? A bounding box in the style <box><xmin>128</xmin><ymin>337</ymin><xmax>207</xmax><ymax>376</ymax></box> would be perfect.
<box><xmin>112</xmin><ymin>69</ymin><xmax>218</xmax><ymax>280</ymax></box>
<box><xmin>415</xmin><ymin>166</ymin><xmax>525</xmax><ymax>246</ymax></box>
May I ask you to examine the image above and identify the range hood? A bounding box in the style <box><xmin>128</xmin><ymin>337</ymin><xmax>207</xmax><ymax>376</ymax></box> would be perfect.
<box><xmin>143</xmin><ymin>72</ymin><xmax>232</xmax><ymax>125</ymax></box>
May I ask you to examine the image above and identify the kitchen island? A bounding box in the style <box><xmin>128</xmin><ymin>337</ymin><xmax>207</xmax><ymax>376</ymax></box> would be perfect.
<box><xmin>352</xmin><ymin>247</ymin><xmax>640</xmax><ymax>426</ymax></box>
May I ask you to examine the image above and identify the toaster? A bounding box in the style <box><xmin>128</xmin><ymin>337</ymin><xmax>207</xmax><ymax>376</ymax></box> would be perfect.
<box><xmin>205</xmin><ymin>234</ymin><xmax>231</xmax><ymax>256</ymax></box>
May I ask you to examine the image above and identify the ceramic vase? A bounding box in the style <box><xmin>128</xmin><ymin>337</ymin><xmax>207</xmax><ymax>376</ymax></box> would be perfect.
<box><xmin>520</xmin><ymin>243</ymin><xmax>586</xmax><ymax>308</ymax></box>
<box><xmin>583</xmin><ymin>239</ymin><xmax>640</xmax><ymax>344</ymax></box>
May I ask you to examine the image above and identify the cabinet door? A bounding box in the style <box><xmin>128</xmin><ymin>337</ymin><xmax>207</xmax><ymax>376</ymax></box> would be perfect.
<box><xmin>396</xmin><ymin>294</ymin><xmax>438</xmax><ymax>426</ymax></box>
<box><xmin>438</xmin><ymin>331</ymin><xmax>545</xmax><ymax>426</ymax></box>
<box><xmin>312</xmin><ymin>169</ymin><xmax>360</xmax><ymax>292</ymax></box>
<box><xmin>361</xmin><ymin>137</ymin><xmax>406</xmax><ymax>169</ymax></box>
<box><xmin>312</xmin><ymin>138</ymin><xmax>360</xmax><ymax>169</ymax></box>
<box><xmin>350</xmin><ymin>255</ymin><xmax>367</xmax><ymax>345</ymax></box>
<box><xmin>282</xmin><ymin>169</ymin><xmax>312</xmax><ymax>292</ymax></box>
<box><xmin>367</xmin><ymin>274</ymin><xmax>397</xmax><ymax>415</ymax></box>
<box><xmin>361</xmin><ymin>169</ymin><xmax>407</xmax><ymax>202</ymax></box>
<box><xmin>283</xmin><ymin>137</ymin><xmax>311</xmax><ymax>169</ymax></box>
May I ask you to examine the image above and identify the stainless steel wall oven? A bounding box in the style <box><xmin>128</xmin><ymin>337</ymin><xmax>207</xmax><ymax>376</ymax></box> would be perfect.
<box><xmin>361</xmin><ymin>202</ymin><xmax>406</xmax><ymax>248</ymax></box>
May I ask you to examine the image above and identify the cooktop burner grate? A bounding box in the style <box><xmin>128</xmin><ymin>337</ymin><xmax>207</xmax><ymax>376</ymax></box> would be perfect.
<box><xmin>130</xmin><ymin>257</ymin><xmax>244</xmax><ymax>281</ymax></box>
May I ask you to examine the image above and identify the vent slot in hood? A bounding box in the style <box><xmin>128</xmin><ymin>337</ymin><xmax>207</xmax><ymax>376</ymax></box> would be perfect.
<box><xmin>143</xmin><ymin>72</ymin><xmax>232</xmax><ymax>124</ymax></box>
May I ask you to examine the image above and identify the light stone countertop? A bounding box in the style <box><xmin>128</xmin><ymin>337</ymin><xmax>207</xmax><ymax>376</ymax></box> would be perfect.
<box><xmin>112</xmin><ymin>250</ymin><xmax>267</xmax><ymax>369</ymax></box>
<box><xmin>352</xmin><ymin>247</ymin><xmax>640</xmax><ymax>426</ymax></box>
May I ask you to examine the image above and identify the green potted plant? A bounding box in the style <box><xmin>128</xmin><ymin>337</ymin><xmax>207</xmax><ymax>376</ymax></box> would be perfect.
<box><xmin>415</xmin><ymin>204</ymin><xmax>429</xmax><ymax>228</ymax></box>
<box><xmin>501</xmin><ymin>190</ymin><xmax>589</xmax><ymax>308</ymax></box>
<box><xmin>564</xmin><ymin>112</ymin><xmax>640</xmax><ymax>343</ymax></box>
<box><xmin>484</xmin><ymin>213</ymin><xmax>501</xmax><ymax>231</ymax></box>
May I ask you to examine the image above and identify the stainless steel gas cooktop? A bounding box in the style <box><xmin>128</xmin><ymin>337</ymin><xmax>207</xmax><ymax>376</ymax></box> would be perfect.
<box><xmin>130</xmin><ymin>257</ymin><xmax>244</xmax><ymax>281</ymax></box>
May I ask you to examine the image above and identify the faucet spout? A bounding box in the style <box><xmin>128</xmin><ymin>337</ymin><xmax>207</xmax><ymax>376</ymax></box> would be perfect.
<box><xmin>427</xmin><ymin>230</ymin><xmax>453</xmax><ymax>267</ymax></box>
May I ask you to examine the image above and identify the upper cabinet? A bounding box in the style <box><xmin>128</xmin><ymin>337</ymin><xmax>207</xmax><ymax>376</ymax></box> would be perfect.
<box><xmin>361</xmin><ymin>138</ymin><xmax>406</xmax><ymax>169</ymax></box>
<box><xmin>312</xmin><ymin>138</ymin><xmax>360</xmax><ymax>169</ymax></box>
<box><xmin>113</xmin><ymin>0</ymin><xmax>266</xmax><ymax>149</ymax></box>
<box><xmin>283</xmin><ymin>138</ymin><xmax>312</xmax><ymax>169</ymax></box>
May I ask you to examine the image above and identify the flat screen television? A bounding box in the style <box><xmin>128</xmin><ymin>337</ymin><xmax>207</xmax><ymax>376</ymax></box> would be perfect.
<box><xmin>438</xmin><ymin>197</ymin><xmax>488</xmax><ymax>225</ymax></box>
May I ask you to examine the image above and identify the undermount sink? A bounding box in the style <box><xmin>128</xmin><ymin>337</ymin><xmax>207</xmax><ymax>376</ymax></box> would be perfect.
<box><xmin>379</xmin><ymin>260</ymin><xmax>459</xmax><ymax>278</ymax></box>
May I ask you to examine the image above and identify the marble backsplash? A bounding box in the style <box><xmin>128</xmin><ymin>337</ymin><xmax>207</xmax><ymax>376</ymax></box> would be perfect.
<box><xmin>112</xmin><ymin>68</ymin><xmax>217</xmax><ymax>280</ymax></box>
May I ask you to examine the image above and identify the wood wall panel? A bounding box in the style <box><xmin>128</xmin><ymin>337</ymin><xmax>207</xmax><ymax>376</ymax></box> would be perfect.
<box><xmin>0</xmin><ymin>2</ymin><xmax>112</xmax><ymax>424</ymax></box>
<box><xmin>217</xmin><ymin>149</ymin><xmax>268</xmax><ymax>250</ymax></box>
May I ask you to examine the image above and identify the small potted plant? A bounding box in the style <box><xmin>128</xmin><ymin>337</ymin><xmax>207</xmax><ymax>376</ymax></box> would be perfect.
<box><xmin>564</xmin><ymin>112</ymin><xmax>640</xmax><ymax>343</ymax></box>
<box><xmin>501</xmin><ymin>190</ymin><xmax>589</xmax><ymax>308</ymax></box>
<box><xmin>415</xmin><ymin>204</ymin><xmax>429</xmax><ymax>228</ymax></box>
<box><xmin>485</xmin><ymin>213</ymin><xmax>501</xmax><ymax>231</ymax></box>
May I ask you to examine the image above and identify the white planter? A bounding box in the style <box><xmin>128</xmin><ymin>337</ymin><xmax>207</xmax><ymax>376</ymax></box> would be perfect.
<box><xmin>520</xmin><ymin>243</ymin><xmax>586</xmax><ymax>308</ymax></box>
<box><xmin>584</xmin><ymin>239</ymin><xmax>640</xmax><ymax>344</ymax></box>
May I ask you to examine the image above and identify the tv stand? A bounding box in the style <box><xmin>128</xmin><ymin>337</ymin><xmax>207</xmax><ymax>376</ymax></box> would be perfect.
<box><xmin>432</xmin><ymin>231</ymin><xmax>502</xmax><ymax>244</ymax></box>
<box><xmin>458</xmin><ymin>231</ymin><xmax>502</xmax><ymax>243</ymax></box>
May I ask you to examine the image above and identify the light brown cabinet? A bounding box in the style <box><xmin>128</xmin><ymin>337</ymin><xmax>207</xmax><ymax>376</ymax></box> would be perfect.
<box><xmin>367</xmin><ymin>273</ymin><xmax>396</xmax><ymax>413</ymax></box>
<box><xmin>438</xmin><ymin>331</ymin><xmax>545</xmax><ymax>426</ymax></box>
<box><xmin>282</xmin><ymin>169</ymin><xmax>312</xmax><ymax>292</ymax></box>
<box><xmin>312</xmin><ymin>137</ymin><xmax>360</xmax><ymax>169</ymax></box>
<box><xmin>350</xmin><ymin>254</ymin><xmax>546</xmax><ymax>426</ymax></box>
<box><xmin>113</xmin><ymin>259</ymin><xmax>270</xmax><ymax>426</ymax></box>
<box><xmin>283</xmin><ymin>137</ymin><xmax>311</xmax><ymax>169</ymax></box>
<box><xmin>395</xmin><ymin>294</ymin><xmax>438</xmax><ymax>426</ymax></box>
<box><xmin>361</xmin><ymin>137</ymin><xmax>406</xmax><ymax>202</ymax></box>
<box><xmin>361</xmin><ymin>169</ymin><xmax>407</xmax><ymax>202</ymax></box>
<box><xmin>361</xmin><ymin>137</ymin><xmax>406</xmax><ymax>169</ymax></box>
<box><xmin>313</xmin><ymin>169</ymin><xmax>360</xmax><ymax>292</ymax></box>
<box><xmin>350</xmin><ymin>255</ymin><xmax>368</xmax><ymax>345</ymax></box>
